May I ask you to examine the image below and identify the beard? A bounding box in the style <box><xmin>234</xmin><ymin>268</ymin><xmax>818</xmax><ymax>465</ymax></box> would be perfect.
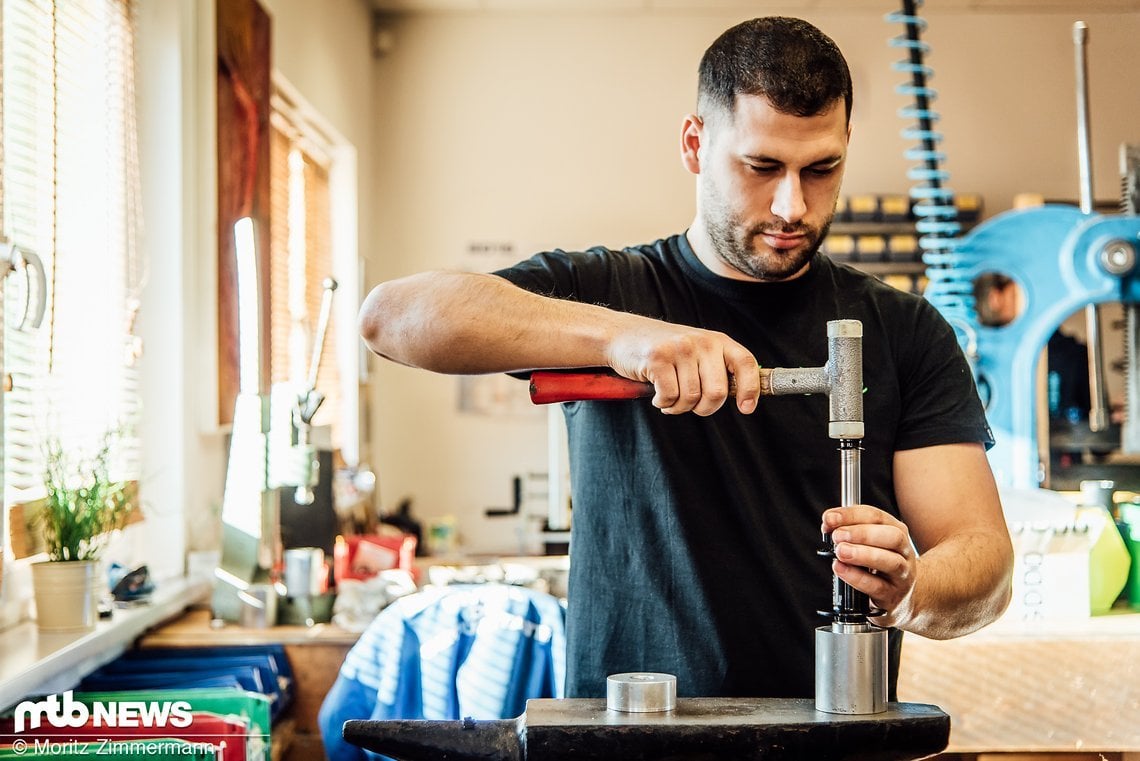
<box><xmin>704</xmin><ymin>196</ymin><xmax>832</xmax><ymax>282</ymax></box>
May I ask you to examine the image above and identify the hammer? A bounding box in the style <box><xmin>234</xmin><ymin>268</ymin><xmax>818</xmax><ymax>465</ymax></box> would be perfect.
<box><xmin>528</xmin><ymin>319</ymin><xmax>863</xmax><ymax>441</ymax></box>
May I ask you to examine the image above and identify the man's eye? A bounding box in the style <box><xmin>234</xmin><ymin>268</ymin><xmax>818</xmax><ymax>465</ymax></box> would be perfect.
<box><xmin>808</xmin><ymin>166</ymin><xmax>837</xmax><ymax>177</ymax></box>
<box><xmin>749</xmin><ymin>165</ymin><xmax>778</xmax><ymax>174</ymax></box>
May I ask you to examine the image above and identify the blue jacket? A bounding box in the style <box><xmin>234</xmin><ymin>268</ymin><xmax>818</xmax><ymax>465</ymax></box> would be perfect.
<box><xmin>319</xmin><ymin>584</ymin><xmax>566</xmax><ymax>761</ymax></box>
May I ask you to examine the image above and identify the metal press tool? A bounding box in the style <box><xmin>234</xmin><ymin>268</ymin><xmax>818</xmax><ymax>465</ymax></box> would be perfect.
<box><xmin>341</xmin><ymin>321</ymin><xmax>944</xmax><ymax>760</ymax></box>
<box><xmin>529</xmin><ymin>319</ymin><xmax>889</xmax><ymax>715</ymax></box>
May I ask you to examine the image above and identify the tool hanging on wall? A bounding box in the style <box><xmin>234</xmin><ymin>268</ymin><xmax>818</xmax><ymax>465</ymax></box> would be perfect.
<box><xmin>1122</xmin><ymin>145</ymin><xmax>1140</xmax><ymax>454</ymax></box>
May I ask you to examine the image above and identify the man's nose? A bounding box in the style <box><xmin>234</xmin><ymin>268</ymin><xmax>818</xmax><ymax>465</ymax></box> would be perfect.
<box><xmin>770</xmin><ymin>173</ymin><xmax>806</xmax><ymax>224</ymax></box>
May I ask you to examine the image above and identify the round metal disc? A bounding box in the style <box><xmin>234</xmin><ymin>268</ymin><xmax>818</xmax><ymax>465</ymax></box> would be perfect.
<box><xmin>606</xmin><ymin>672</ymin><xmax>677</xmax><ymax>713</ymax></box>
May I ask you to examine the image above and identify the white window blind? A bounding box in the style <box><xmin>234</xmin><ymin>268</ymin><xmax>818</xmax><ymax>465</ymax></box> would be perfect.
<box><xmin>0</xmin><ymin>0</ymin><xmax>142</xmax><ymax>503</ymax></box>
<box><xmin>268</xmin><ymin>88</ymin><xmax>342</xmax><ymax>449</ymax></box>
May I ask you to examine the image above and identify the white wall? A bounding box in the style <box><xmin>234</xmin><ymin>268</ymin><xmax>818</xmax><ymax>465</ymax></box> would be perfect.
<box><xmin>364</xmin><ymin>8</ymin><xmax>1140</xmax><ymax>553</ymax></box>
<box><xmin>136</xmin><ymin>0</ymin><xmax>219</xmax><ymax>577</ymax></box>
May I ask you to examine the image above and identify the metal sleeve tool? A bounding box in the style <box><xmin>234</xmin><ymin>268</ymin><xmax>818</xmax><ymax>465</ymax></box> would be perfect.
<box><xmin>529</xmin><ymin>319</ymin><xmax>888</xmax><ymax>714</ymax></box>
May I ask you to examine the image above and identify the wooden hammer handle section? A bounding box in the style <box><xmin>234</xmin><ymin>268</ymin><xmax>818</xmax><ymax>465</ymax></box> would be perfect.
<box><xmin>758</xmin><ymin>367</ymin><xmax>773</xmax><ymax>396</ymax></box>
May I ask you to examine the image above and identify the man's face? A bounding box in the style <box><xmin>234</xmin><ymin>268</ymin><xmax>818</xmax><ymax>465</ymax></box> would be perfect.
<box><xmin>694</xmin><ymin>95</ymin><xmax>849</xmax><ymax>282</ymax></box>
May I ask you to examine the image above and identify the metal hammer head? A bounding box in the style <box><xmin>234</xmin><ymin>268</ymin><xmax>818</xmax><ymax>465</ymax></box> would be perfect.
<box><xmin>826</xmin><ymin>319</ymin><xmax>863</xmax><ymax>440</ymax></box>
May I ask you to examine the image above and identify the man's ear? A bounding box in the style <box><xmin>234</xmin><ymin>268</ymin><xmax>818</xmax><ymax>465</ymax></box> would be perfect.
<box><xmin>680</xmin><ymin>114</ymin><xmax>703</xmax><ymax>175</ymax></box>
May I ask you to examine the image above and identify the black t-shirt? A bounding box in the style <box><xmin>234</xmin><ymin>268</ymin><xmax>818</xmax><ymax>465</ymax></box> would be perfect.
<box><xmin>496</xmin><ymin>233</ymin><xmax>993</xmax><ymax>700</ymax></box>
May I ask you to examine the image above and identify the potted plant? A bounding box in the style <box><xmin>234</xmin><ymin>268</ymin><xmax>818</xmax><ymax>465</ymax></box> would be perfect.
<box><xmin>31</xmin><ymin>432</ymin><xmax>131</xmax><ymax>632</ymax></box>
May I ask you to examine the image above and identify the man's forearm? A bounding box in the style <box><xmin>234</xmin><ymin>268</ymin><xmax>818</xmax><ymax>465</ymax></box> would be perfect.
<box><xmin>358</xmin><ymin>271</ymin><xmax>625</xmax><ymax>374</ymax></box>
<box><xmin>359</xmin><ymin>269</ymin><xmax>766</xmax><ymax>415</ymax></box>
<box><xmin>889</xmin><ymin>532</ymin><xmax>1012</xmax><ymax>639</ymax></box>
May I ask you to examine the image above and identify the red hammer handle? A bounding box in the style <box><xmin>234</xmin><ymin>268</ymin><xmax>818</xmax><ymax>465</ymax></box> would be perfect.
<box><xmin>529</xmin><ymin>371</ymin><xmax>653</xmax><ymax>404</ymax></box>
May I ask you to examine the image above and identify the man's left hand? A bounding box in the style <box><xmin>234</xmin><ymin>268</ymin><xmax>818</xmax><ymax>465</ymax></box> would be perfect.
<box><xmin>821</xmin><ymin>505</ymin><xmax>917</xmax><ymax>627</ymax></box>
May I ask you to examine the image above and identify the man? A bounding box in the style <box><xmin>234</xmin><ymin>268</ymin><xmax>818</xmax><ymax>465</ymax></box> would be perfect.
<box><xmin>973</xmin><ymin>272</ymin><xmax>1020</xmax><ymax>328</ymax></box>
<box><xmin>359</xmin><ymin>17</ymin><xmax>1012</xmax><ymax>700</ymax></box>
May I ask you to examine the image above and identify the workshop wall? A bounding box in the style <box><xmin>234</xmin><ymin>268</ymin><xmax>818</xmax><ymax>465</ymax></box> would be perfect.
<box><xmin>363</xmin><ymin>8</ymin><xmax>1140</xmax><ymax>554</ymax></box>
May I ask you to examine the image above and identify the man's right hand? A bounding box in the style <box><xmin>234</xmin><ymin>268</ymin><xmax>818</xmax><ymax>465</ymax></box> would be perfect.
<box><xmin>605</xmin><ymin>325</ymin><xmax>762</xmax><ymax>416</ymax></box>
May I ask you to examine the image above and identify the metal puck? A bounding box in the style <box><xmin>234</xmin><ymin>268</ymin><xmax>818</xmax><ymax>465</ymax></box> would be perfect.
<box><xmin>606</xmin><ymin>672</ymin><xmax>677</xmax><ymax>713</ymax></box>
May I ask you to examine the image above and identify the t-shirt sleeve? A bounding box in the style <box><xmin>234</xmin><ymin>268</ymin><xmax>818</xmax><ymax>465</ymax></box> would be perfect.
<box><xmin>895</xmin><ymin>299</ymin><xmax>995</xmax><ymax>451</ymax></box>
<box><xmin>492</xmin><ymin>249</ymin><xmax>622</xmax><ymax>381</ymax></box>
<box><xmin>493</xmin><ymin>249</ymin><xmax>609</xmax><ymax>304</ymax></box>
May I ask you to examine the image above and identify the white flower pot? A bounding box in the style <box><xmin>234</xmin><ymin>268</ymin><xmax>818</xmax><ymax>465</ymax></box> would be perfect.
<box><xmin>30</xmin><ymin>559</ymin><xmax>100</xmax><ymax>633</ymax></box>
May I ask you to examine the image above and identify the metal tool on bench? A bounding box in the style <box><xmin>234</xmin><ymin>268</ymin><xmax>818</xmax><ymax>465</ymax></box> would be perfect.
<box><xmin>342</xmin><ymin>671</ymin><xmax>949</xmax><ymax>761</ymax></box>
<box><xmin>531</xmin><ymin>319</ymin><xmax>887</xmax><ymax>715</ymax></box>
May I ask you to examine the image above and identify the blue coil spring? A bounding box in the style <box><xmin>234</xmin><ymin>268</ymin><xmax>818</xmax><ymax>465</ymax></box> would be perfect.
<box><xmin>887</xmin><ymin>1</ymin><xmax>980</xmax><ymax>340</ymax></box>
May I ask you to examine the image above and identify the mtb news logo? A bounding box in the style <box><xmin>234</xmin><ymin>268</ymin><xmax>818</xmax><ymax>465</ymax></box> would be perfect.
<box><xmin>13</xmin><ymin>691</ymin><xmax>194</xmax><ymax>734</ymax></box>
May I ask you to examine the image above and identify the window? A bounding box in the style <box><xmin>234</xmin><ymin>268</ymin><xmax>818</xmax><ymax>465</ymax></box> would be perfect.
<box><xmin>267</xmin><ymin>81</ymin><xmax>344</xmax><ymax>449</ymax></box>
<box><xmin>214</xmin><ymin>0</ymin><xmax>356</xmax><ymax>458</ymax></box>
<box><xmin>0</xmin><ymin>0</ymin><xmax>142</xmax><ymax>507</ymax></box>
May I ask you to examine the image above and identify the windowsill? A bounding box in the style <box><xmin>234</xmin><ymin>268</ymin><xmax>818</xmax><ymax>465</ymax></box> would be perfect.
<box><xmin>0</xmin><ymin>575</ymin><xmax>211</xmax><ymax>711</ymax></box>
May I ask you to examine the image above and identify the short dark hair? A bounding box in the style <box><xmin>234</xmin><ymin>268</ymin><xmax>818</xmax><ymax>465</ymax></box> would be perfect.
<box><xmin>697</xmin><ymin>17</ymin><xmax>852</xmax><ymax>124</ymax></box>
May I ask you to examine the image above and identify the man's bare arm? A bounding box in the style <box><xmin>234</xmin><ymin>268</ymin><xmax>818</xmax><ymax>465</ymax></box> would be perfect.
<box><xmin>823</xmin><ymin>442</ymin><xmax>1013</xmax><ymax>639</ymax></box>
<box><xmin>359</xmin><ymin>271</ymin><xmax>616</xmax><ymax>373</ymax></box>
<box><xmin>358</xmin><ymin>271</ymin><xmax>763</xmax><ymax>415</ymax></box>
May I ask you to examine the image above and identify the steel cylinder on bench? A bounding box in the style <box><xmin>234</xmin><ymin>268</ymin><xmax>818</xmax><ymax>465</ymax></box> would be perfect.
<box><xmin>815</xmin><ymin>622</ymin><xmax>888</xmax><ymax>714</ymax></box>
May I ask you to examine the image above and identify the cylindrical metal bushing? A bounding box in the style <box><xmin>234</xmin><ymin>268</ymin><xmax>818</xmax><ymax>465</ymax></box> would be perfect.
<box><xmin>815</xmin><ymin>624</ymin><xmax>887</xmax><ymax>715</ymax></box>
<box><xmin>606</xmin><ymin>673</ymin><xmax>677</xmax><ymax>713</ymax></box>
